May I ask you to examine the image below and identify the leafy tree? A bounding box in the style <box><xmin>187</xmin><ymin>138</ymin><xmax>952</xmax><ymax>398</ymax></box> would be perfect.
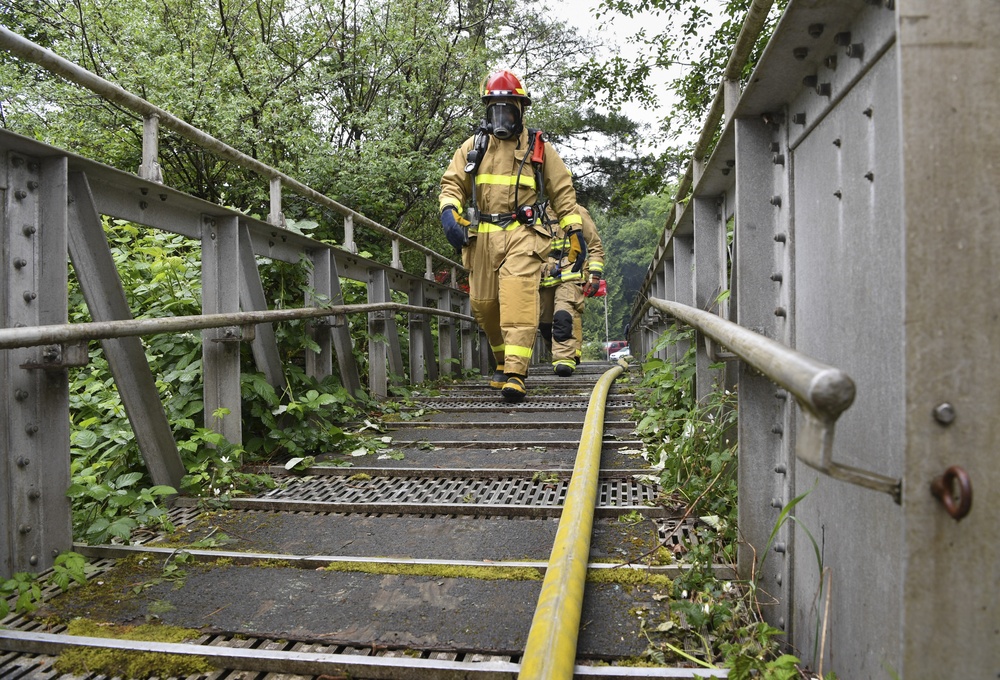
<box><xmin>575</xmin><ymin>0</ymin><xmax>787</xmax><ymax>197</ymax></box>
<box><xmin>582</xmin><ymin>192</ymin><xmax>670</xmax><ymax>342</ymax></box>
<box><xmin>1</xmin><ymin>0</ymin><xmax>650</xmax><ymax>262</ymax></box>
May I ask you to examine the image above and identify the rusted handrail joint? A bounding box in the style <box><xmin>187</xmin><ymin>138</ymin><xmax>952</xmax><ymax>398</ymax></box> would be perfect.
<box><xmin>0</xmin><ymin>303</ymin><xmax>474</xmax><ymax>351</ymax></box>
<box><xmin>647</xmin><ymin>298</ymin><xmax>901</xmax><ymax>502</ymax></box>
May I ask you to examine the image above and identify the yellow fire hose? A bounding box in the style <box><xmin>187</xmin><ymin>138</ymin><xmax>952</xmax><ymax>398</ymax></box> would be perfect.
<box><xmin>518</xmin><ymin>364</ymin><xmax>626</xmax><ymax>679</ymax></box>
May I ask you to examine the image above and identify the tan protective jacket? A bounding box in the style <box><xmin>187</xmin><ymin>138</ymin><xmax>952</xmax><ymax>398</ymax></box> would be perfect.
<box><xmin>439</xmin><ymin>128</ymin><xmax>582</xmax><ymax>234</ymax></box>
<box><xmin>541</xmin><ymin>204</ymin><xmax>604</xmax><ymax>286</ymax></box>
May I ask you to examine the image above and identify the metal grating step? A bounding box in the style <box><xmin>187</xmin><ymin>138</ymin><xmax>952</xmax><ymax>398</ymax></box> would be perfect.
<box><xmin>262</xmin><ymin>474</ymin><xmax>660</xmax><ymax>508</ymax></box>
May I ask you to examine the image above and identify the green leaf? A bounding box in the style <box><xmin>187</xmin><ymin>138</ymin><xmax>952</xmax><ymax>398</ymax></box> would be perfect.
<box><xmin>114</xmin><ymin>472</ymin><xmax>144</xmax><ymax>489</ymax></box>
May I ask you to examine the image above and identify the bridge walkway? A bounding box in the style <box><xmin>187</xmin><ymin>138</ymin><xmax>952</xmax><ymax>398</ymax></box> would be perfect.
<box><xmin>0</xmin><ymin>362</ymin><xmax>725</xmax><ymax>679</ymax></box>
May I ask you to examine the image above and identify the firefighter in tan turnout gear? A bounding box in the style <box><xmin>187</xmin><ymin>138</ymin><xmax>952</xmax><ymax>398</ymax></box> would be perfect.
<box><xmin>439</xmin><ymin>69</ymin><xmax>584</xmax><ymax>402</ymax></box>
<box><xmin>539</xmin><ymin>203</ymin><xmax>604</xmax><ymax>376</ymax></box>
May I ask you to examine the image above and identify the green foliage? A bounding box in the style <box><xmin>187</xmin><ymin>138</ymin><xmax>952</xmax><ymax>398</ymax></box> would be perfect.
<box><xmin>636</xmin><ymin>327</ymin><xmax>738</xmax><ymax>544</ymax></box>
<box><xmin>0</xmin><ymin>0</ymin><xmax>650</xmax><ymax>255</ymax></box>
<box><xmin>66</xmin><ymin>474</ymin><xmax>176</xmax><ymax>544</ymax></box>
<box><xmin>60</xmin><ymin>217</ymin><xmax>384</xmax><ymax>541</ymax></box>
<box><xmin>630</xmin><ymin>325</ymin><xmax>808</xmax><ymax>676</ymax></box>
<box><xmin>575</xmin><ymin>0</ymin><xmax>788</xmax><ymax>198</ymax></box>
<box><xmin>0</xmin><ymin>552</ymin><xmax>90</xmax><ymax>618</ymax></box>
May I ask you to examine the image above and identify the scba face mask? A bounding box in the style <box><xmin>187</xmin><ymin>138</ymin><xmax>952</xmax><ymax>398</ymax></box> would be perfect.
<box><xmin>486</xmin><ymin>100</ymin><xmax>522</xmax><ymax>140</ymax></box>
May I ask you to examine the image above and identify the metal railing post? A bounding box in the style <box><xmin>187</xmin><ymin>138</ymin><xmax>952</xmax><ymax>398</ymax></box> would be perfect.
<box><xmin>201</xmin><ymin>215</ymin><xmax>242</xmax><ymax>445</ymax></box>
<box><xmin>1</xmin><ymin>153</ymin><xmax>73</xmax><ymax>575</ymax></box>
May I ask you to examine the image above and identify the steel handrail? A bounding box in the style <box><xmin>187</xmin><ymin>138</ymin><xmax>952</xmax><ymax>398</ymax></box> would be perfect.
<box><xmin>0</xmin><ymin>303</ymin><xmax>473</xmax><ymax>351</ymax></box>
<box><xmin>646</xmin><ymin>298</ymin><xmax>901</xmax><ymax>501</ymax></box>
<box><xmin>0</xmin><ymin>27</ymin><xmax>461</xmax><ymax>271</ymax></box>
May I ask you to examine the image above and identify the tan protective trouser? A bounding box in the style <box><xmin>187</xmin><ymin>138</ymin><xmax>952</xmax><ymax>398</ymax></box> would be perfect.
<box><xmin>540</xmin><ymin>279</ymin><xmax>584</xmax><ymax>365</ymax></box>
<box><xmin>465</xmin><ymin>224</ymin><xmax>549</xmax><ymax>377</ymax></box>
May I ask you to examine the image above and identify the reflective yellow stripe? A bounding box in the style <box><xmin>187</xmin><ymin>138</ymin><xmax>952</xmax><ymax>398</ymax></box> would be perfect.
<box><xmin>440</xmin><ymin>197</ymin><xmax>462</xmax><ymax>212</ymax></box>
<box><xmin>476</xmin><ymin>221</ymin><xmax>523</xmax><ymax>233</ymax></box>
<box><xmin>491</xmin><ymin>342</ymin><xmax>506</xmax><ymax>353</ymax></box>
<box><xmin>476</xmin><ymin>173</ymin><xmax>536</xmax><ymax>189</ymax></box>
<box><xmin>541</xmin><ymin>271</ymin><xmax>584</xmax><ymax>287</ymax></box>
<box><xmin>553</xmin><ymin>359</ymin><xmax>575</xmax><ymax>368</ymax></box>
<box><xmin>505</xmin><ymin>344</ymin><xmax>533</xmax><ymax>358</ymax></box>
<box><xmin>560</xmin><ymin>214</ymin><xmax>583</xmax><ymax>229</ymax></box>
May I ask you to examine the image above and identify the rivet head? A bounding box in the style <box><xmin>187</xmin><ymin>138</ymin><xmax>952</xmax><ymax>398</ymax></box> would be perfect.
<box><xmin>23</xmin><ymin>290</ymin><xmax>37</xmax><ymax>302</ymax></box>
<box><xmin>22</xmin><ymin>225</ymin><xmax>37</xmax><ymax>236</ymax></box>
<box><xmin>770</xmin><ymin>195</ymin><xmax>782</xmax><ymax>207</ymax></box>
<box><xmin>774</xmin><ymin>233</ymin><xmax>787</xmax><ymax>243</ymax></box>
<box><xmin>139</xmin><ymin>200</ymin><xmax>148</xmax><ymax>210</ymax></box>
<box><xmin>774</xmin><ymin>542</ymin><xmax>787</xmax><ymax>553</ymax></box>
<box><xmin>770</xmin><ymin>272</ymin><xmax>783</xmax><ymax>282</ymax></box>
<box><xmin>14</xmin><ymin>257</ymin><xmax>28</xmax><ymax>269</ymax></box>
<box><xmin>28</xmin><ymin>489</ymin><xmax>41</xmax><ymax>500</ymax></box>
<box><xmin>14</xmin><ymin>190</ymin><xmax>27</xmax><ymax>200</ymax></box>
<box><xmin>933</xmin><ymin>403</ymin><xmax>956</xmax><ymax>426</ymax></box>
<box><xmin>775</xmin><ymin>573</ymin><xmax>783</xmax><ymax>586</ymax></box>
<box><xmin>16</xmin><ymin>457</ymin><xmax>30</xmax><ymax>468</ymax></box>
<box><xmin>792</xmin><ymin>112</ymin><xmax>806</xmax><ymax>125</ymax></box>
<box><xmin>807</xmin><ymin>23</ymin><xmax>824</xmax><ymax>38</ymax></box>
<box><xmin>19</xmin><ymin>525</ymin><xmax>32</xmax><ymax>535</ymax></box>
<box><xmin>793</xmin><ymin>47</ymin><xmax>808</xmax><ymax>60</ymax></box>
<box><xmin>25</xmin><ymin>424</ymin><xmax>38</xmax><ymax>435</ymax></box>
<box><xmin>29</xmin><ymin>555</ymin><xmax>39</xmax><ymax>566</ymax></box>
<box><xmin>847</xmin><ymin>43</ymin><xmax>864</xmax><ymax>59</ymax></box>
<box><xmin>15</xmin><ymin>389</ymin><xmax>29</xmax><ymax>401</ymax></box>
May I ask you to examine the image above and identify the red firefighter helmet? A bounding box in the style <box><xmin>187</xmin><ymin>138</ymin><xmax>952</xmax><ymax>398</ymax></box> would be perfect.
<box><xmin>481</xmin><ymin>69</ymin><xmax>531</xmax><ymax>106</ymax></box>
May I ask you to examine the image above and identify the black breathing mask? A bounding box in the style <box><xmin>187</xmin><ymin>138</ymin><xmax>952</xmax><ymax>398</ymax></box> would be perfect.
<box><xmin>486</xmin><ymin>101</ymin><xmax>522</xmax><ymax>140</ymax></box>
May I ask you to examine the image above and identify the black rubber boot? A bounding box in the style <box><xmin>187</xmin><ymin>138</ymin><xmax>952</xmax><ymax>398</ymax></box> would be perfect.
<box><xmin>500</xmin><ymin>375</ymin><xmax>527</xmax><ymax>403</ymax></box>
<box><xmin>489</xmin><ymin>364</ymin><xmax>506</xmax><ymax>389</ymax></box>
<box><xmin>553</xmin><ymin>362</ymin><xmax>575</xmax><ymax>377</ymax></box>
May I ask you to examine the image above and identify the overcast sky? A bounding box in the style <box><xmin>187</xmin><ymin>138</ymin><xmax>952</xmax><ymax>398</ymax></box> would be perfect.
<box><xmin>547</xmin><ymin>0</ymin><xmax>698</xmax><ymax>140</ymax></box>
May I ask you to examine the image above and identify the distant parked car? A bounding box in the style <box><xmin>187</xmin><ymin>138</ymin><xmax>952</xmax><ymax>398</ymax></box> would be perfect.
<box><xmin>609</xmin><ymin>346</ymin><xmax>631</xmax><ymax>361</ymax></box>
<box><xmin>604</xmin><ymin>340</ymin><xmax>627</xmax><ymax>357</ymax></box>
